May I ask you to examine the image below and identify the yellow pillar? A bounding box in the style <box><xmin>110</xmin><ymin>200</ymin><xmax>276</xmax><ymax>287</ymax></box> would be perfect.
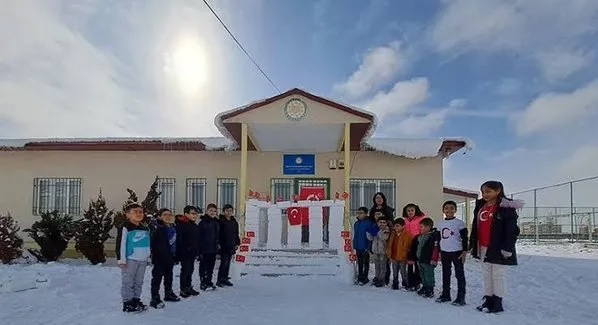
<box><xmin>240</xmin><ymin>123</ymin><xmax>248</xmax><ymax>234</ymax></box>
<box><xmin>344</xmin><ymin>123</ymin><xmax>351</xmax><ymax>230</ymax></box>
<box><xmin>465</xmin><ymin>199</ymin><xmax>471</xmax><ymax>231</ymax></box>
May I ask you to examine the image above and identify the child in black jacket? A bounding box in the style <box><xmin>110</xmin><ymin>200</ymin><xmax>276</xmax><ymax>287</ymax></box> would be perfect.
<box><xmin>408</xmin><ymin>217</ymin><xmax>440</xmax><ymax>298</ymax></box>
<box><xmin>217</xmin><ymin>204</ymin><xmax>240</xmax><ymax>287</ymax></box>
<box><xmin>198</xmin><ymin>203</ymin><xmax>220</xmax><ymax>290</ymax></box>
<box><xmin>176</xmin><ymin>206</ymin><xmax>201</xmax><ymax>298</ymax></box>
<box><xmin>149</xmin><ymin>208</ymin><xmax>180</xmax><ymax>308</ymax></box>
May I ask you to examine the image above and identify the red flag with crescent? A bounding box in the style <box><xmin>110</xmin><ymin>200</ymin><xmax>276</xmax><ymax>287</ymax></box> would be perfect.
<box><xmin>287</xmin><ymin>207</ymin><xmax>302</xmax><ymax>226</ymax></box>
<box><xmin>299</xmin><ymin>187</ymin><xmax>325</xmax><ymax>225</ymax></box>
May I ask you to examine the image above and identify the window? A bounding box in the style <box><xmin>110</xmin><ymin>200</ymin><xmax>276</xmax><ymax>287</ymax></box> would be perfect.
<box><xmin>33</xmin><ymin>178</ymin><xmax>82</xmax><ymax>216</ymax></box>
<box><xmin>217</xmin><ymin>178</ymin><xmax>237</xmax><ymax>213</ymax></box>
<box><xmin>186</xmin><ymin>178</ymin><xmax>207</xmax><ymax>212</ymax></box>
<box><xmin>270</xmin><ymin>178</ymin><xmax>294</xmax><ymax>202</ymax></box>
<box><xmin>156</xmin><ymin>178</ymin><xmax>176</xmax><ymax>212</ymax></box>
<box><xmin>350</xmin><ymin>179</ymin><xmax>396</xmax><ymax>215</ymax></box>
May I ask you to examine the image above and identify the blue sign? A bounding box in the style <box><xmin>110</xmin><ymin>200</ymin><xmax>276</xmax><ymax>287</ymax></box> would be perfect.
<box><xmin>282</xmin><ymin>154</ymin><xmax>315</xmax><ymax>175</ymax></box>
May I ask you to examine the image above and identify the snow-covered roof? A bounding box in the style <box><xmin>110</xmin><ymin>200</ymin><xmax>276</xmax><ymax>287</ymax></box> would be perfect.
<box><xmin>0</xmin><ymin>137</ymin><xmax>234</xmax><ymax>151</ymax></box>
<box><xmin>443</xmin><ymin>186</ymin><xmax>479</xmax><ymax>198</ymax></box>
<box><xmin>364</xmin><ymin>137</ymin><xmax>473</xmax><ymax>159</ymax></box>
<box><xmin>0</xmin><ymin>89</ymin><xmax>473</xmax><ymax>158</ymax></box>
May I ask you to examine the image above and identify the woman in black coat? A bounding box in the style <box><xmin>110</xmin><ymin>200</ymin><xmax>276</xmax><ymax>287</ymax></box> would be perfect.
<box><xmin>369</xmin><ymin>191</ymin><xmax>395</xmax><ymax>285</ymax></box>
<box><xmin>469</xmin><ymin>181</ymin><xmax>522</xmax><ymax>314</ymax></box>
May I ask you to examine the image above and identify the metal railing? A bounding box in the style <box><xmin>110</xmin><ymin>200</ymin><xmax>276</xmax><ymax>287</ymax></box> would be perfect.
<box><xmin>509</xmin><ymin>176</ymin><xmax>598</xmax><ymax>243</ymax></box>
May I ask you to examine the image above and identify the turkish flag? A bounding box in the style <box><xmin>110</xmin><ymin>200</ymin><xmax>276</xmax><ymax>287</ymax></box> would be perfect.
<box><xmin>287</xmin><ymin>207</ymin><xmax>302</xmax><ymax>226</ymax></box>
<box><xmin>299</xmin><ymin>187</ymin><xmax>325</xmax><ymax>225</ymax></box>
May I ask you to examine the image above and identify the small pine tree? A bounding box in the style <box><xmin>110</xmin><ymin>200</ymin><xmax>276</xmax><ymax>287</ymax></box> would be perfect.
<box><xmin>23</xmin><ymin>210</ymin><xmax>75</xmax><ymax>262</ymax></box>
<box><xmin>0</xmin><ymin>213</ymin><xmax>24</xmax><ymax>264</ymax></box>
<box><xmin>141</xmin><ymin>176</ymin><xmax>161</xmax><ymax>222</ymax></box>
<box><xmin>113</xmin><ymin>177</ymin><xmax>162</xmax><ymax>228</ymax></box>
<box><xmin>113</xmin><ymin>188</ymin><xmax>139</xmax><ymax>230</ymax></box>
<box><xmin>74</xmin><ymin>190</ymin><xmax>114</xmax><ymax>265</ymax></box>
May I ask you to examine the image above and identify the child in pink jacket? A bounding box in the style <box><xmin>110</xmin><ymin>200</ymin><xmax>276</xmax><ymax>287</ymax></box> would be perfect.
<box><xmin>402</xmin><ymin>203</ymin><xmax>426</xmax><ymax>290</ymax></box>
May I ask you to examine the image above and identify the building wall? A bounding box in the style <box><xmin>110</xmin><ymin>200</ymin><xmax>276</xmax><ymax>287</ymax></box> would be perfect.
<box><xmin>0</xmin><ymin>149</ymin><xmax>443</xmax><ymax>233</ymax></box>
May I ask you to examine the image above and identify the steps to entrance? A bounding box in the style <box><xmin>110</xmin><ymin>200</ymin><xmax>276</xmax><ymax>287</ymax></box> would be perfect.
<box><xmin>241</xmin><ymin>248</ymin><xmax>341</xmax><ymax>277</ymax></box>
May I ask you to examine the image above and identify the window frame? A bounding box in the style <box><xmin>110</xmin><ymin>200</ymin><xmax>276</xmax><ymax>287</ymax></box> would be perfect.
<box><xmin>156</xmin><ymin>177</ymin><xmax>176</xmax><ymax>212</ymax></box>
<box><xmin>186</xmin><ymin>178</ymin><xmax>207</xmax><ymax>212</ymax></box>
<box><xmin>217</xmin><ymin>178</ymin><xmax>238</xmax><ymax>214</ymax></box>
<box><xmin>32</xmin><ymin>177</ymin><xmax>82</xmax><ymax>216</ymax></box>
<box><xmin>349</xmin><ymin>178</ymin><xmax>396</xmax><ymax>214</ymax></box>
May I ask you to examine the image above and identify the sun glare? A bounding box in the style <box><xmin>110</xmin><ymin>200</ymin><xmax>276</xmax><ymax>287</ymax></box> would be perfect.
<box><xmin>166</xmin><ymin>35</ymin><xmax>208</xmax><ymax>95</ymax></box>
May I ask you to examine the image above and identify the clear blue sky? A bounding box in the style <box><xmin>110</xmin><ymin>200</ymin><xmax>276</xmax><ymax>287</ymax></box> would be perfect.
<box><xmin>1</xmin><ymin>0</ymin><xmax>598</xmax><ymax>193</ymax></box>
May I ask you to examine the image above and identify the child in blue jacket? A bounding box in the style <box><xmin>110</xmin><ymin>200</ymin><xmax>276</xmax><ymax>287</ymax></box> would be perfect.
<box><xmin>353</xmin><ymin>207</ymin><xmax>373</xmax><ymax>285</ymax></box>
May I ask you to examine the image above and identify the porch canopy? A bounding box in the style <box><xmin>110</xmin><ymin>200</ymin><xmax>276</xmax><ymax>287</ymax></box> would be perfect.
<box><xmin>215</xmin><ymin>88</ymin><xmax>376</xmax><ymax>153</ymax></box>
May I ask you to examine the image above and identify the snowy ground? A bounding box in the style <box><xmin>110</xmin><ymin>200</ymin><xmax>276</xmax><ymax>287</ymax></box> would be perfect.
<box><xmin>1</xmin><ymin>244</ymin><xmax>596</xmax><ymax>325</ymax></box>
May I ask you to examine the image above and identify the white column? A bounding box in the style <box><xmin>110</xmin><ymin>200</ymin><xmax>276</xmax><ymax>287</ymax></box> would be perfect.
<box><xmin>244</xmin><ymin>202</ymin><xmax>260</xmax><ymax>249</ymax></box>
<box><xmin>267</xmin><ymin>206</ymin><xmax>283</xmax><ymax>249</ymax></box>
<box><xmin>329</xmin><ymin>202</ymin><xmax>345</xmax><ymax>253</ymax></box>
<box><xmin>308</xmin><ymin>206</ymin><xmax>323</xmax><ymax>249</ymax></box>
<box><xmin>287</xmin><ymin>222</ymin><xmax>302</xmax><ymax>249</ymax></box>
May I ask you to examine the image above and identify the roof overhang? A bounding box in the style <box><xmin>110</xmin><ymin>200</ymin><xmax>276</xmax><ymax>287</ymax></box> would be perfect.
<box><xmin>214</xmin><ymin>88</ymin><xmax>376</xmax><ymax>152</ymax></box>
<box><xmin>443</xmin><ymin>186</ymin><xmax>479</xmax><ymax>199</ymax></box>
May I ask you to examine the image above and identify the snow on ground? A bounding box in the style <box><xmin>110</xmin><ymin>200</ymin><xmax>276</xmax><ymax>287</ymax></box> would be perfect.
<box><xmin>1</xmin><ymin>244</ymin><xmax>596</xmax><ymax>325</ymax></box>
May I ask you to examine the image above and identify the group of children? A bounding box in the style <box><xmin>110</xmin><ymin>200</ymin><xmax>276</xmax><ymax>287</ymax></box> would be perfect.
<box><xmin>353</xmin><ymin>181</ymin><xmax>521</xmax><ymax>314</ymax></box>
<box><xmin>116</xmin><ymin>203</ymin><xmax>240</xmax><ymax>313</ymax></box>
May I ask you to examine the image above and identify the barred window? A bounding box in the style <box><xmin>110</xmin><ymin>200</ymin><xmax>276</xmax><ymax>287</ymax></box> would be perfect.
<box><xmin>33</xmin><ymin>178</ymin><xmax>82</xmax><ymax>216</ymax></box>
<box><xmin>217</xmin><ymin>178</ymin><xmax>237</xmax><ymax>213</ymax></box>
<box><xmin>270</xmin><ymin>178</ymin><xmax>294</xmax><ymax>202</ymax></box>
<box><xmin>157</xmin><ymin>178</ymin><xmax>176</xmax><ymax>212</ymax></box>
<box><xmin>350</xmin><ymin>179</ymin><xmax>396</xmax><ymax>215</ymax></box>
<box><xmin>186</xmin><ymin>178</ymin><xmax>206</xmax><ymax>212</ymax></box>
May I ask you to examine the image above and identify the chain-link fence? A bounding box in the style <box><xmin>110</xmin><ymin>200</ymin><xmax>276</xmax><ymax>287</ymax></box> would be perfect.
<box><xmin>510</xmin><ymin>176</ymin><xmax>598</xmax><ymax>243</ymax></box>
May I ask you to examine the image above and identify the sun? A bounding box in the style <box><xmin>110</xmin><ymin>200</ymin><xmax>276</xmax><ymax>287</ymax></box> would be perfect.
<box><xmin>165</xmin><ymin>35</ymin><xmax>208</xmax><ymax>95</ymax></box>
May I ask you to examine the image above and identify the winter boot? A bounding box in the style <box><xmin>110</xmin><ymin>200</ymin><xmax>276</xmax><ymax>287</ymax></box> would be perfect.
<box><xmin>188</xmin><ymin>287</ymin><xmax>200</xmax><ymax>296</ymax></box>
<box><xmin>476</xmin><ymin>295</ymin><xmax>493</xmax><ymax>312</ymax></box>
<box><xmin>222</xmin><ymin>279</ymin><xmax>234</xmax><ymax>286</ymax></box>
<box><xmin>164</xmin><ymin>291</ymin><xmax>181</xmax><ymax>302</ymax></box>
<box><xmin>391</xmin><ymin>280</ymin><xmax>399</xmax><ymax>290</ymax></box>
<box><xmin>452</xmin><ymin>296</ymin><xmax>466</xmax><ymax>306</ymax></box>
<box><xmin>208</xmin><ymin>281</ymin><xmax>217</xmax><ymax>290</ymax></box>
<box><xmin>122</xmin><ymin>300</ymin><xmax>139</xmax><ymax>313</ymax></box>
<box><xmin>436</xmin><ymin>293</ymin><xmax>452</xmax><ymax>303</ymax></box>
<box><xmin>150</xmin><ymin>296</ymin><xmax>165</xmax><ymax>309</ymax></box>
<box><xmin>423</xmin><ymin>287</ymin><xmax>435</xmax><ymax>298</ymax></box>
<box><xmin>132</xmin><ymin>298</ymin><xmax>147</xmax><ymax>311</ymax></box>
<box><xmin>490</xmin><ymin>296</ymin><xmax>504</xmax><ymax>313</ymax></box>
<box><xmin>416</xmin><ymin>286</ymin><xmax>427</xmax><ymax>296</ymax></box>
<box><xmin>200</xmin><ymin>282</ymin><xmax>209</xmax><ymax>291</ymax></box>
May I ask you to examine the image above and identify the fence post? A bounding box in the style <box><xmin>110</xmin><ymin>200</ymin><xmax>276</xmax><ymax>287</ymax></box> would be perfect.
<box><xmin>569</xmin><ymin>182</ymin><xmax>574</xmax><ymax>242</ymax></box>
<box><xmin>590</xmin><ymin>208</ymin><xmax>595</xmax><ymax>242</ymax></box>
<box><xmin>533</xmin><ymin>189</ymin><xmax>538</xmax><ymax>244</ymax></box>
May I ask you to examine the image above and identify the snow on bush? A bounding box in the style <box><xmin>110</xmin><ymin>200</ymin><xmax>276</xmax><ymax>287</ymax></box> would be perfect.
<box><xmin>23</xmin><ymin>210</ymin><xmax>75</xmax><ymax>262</ymax></box>
<box><xmin>74</xmin><ymin>191</ymin><xmax>114</xmax><ymax>265</ymax></box>
<box><xmin>0</xmin><ymin>213</ymin><xmax>24</xmax><ymax>264</ymax></box>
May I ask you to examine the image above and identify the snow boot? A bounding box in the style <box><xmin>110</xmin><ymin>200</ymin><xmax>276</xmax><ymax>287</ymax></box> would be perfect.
<box><xmin>476</xmin><ymin>295</ymin><xmax>493</xmax><ymax>312</ymax></box>
<box><xmin>150</xmin><ymin>296</ymin><xmax>165</xmax><ymax>309</ymax></box>
<box><xmin>122</xmin><ymin>300</ymin><xmax>140</xmax><ymax>313</ymax></box>
<box><xmin>423</xmin><ymin>287</ymin><xmax>435</xmax><ymax>298</ymax></box>
<box><xmin>436</xmin><ymin>293</ymin><xmax>451</xmax><ymax>303</ymax></box>
<box><xmin>391</xmin><ymin>280</ymin><xmax>399</xmax><ymax>290</ymax></box>
<box><xmin>222</xmin><ymin>279</ymin><xmax>234</xmax><ymax>286</ymax></box>
<box><xmin>164</xmin><ymin>291</ymin><xmax>181</xmax><ymax>302</ymax></box>
<box><xmin>188</xmin><ymin>287</ymin><xmax>200</xmax><ymax>296</ymax></box>
<box><xmin>132</xmin><ymin>298</ymin><xmax>147</xmax><ymax>311</ymax></box>
<box><xmin>490</xmin><ymin>296</ymin><xmax>504</xmax><ymax>313</ymax></box>
<box><xmin>452</xmin><ymin>297</ymin><xmax>466</xmax><ymax>306</ymax></box>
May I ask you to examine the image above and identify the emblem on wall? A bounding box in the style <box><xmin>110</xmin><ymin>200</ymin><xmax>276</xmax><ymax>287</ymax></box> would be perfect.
<box><xmin>284</xmin><ymin>98</ymin><xmax>307</xmax><ymax>121</ymax></box>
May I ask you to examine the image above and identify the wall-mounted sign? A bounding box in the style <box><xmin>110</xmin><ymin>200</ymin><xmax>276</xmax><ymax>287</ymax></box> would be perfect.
<box><xmin>284</xmin><ymin>98</ymin><xmax>307</xmax><ymax>121</ymax></box>
<box><xmin>283</xmin><ymin>154</ymin><xmax>315</xmax><ymax>175</ymax></box>
<box><xmin>328</xmin><ymin>158</ymin><xmax>345</xmax><ymax>170</ymax></box>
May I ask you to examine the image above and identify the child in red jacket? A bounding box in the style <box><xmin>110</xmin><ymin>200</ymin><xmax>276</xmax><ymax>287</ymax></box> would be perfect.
<box><xmin>402</xmin><ymin>203</ymin><xmax>426</xmax><ymax>291</ymax></box>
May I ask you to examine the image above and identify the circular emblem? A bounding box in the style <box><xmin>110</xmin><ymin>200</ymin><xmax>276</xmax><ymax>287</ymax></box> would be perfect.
<box><xmin>284</xmin><ymin>98</ymin><xmax>307</xmax><ymax>121</ymax></box>
<box><xmin>295</xmin><ymin>157</ymin><xmax>303</xmax><ymax>164</ymax></box>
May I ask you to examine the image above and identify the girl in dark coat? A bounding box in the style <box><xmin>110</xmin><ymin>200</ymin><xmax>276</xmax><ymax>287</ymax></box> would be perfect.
<box><xmin>469</xmin><ymin>181</ymin><xmax>523</xmax><ymax>314</ymax></box>
<box><xmin>369</xmin><ymin>192</ymin><xmax>395</xmax><ymax>285</ymax></box>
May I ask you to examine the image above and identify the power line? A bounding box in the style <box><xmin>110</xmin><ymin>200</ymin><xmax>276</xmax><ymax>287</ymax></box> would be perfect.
<box><xmin>202</xmin><ymin>0</ymin><xmax>281</xmax><ymax>93</ymax></box>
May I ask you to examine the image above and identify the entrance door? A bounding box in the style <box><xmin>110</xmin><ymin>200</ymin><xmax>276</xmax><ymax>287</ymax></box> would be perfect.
<box><xmin>270</xmin><ymin>178</ymin><xmax>331</xmax><ymax>247</ymax></box>
<box><xmin>295</xmin><ymin>178</ymin><xmax>331</xmax><ymax>246</ymax></box>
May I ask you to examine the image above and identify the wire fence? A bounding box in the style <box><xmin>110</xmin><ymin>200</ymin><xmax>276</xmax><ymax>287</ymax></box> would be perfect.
<box><xmin>458</xmin><ymin>176</ymin><xmax>598</xmax><ymax>243</ymax></box>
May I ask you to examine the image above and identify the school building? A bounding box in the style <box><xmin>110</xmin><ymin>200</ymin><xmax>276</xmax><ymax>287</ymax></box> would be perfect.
<box><xmin>0</xmin><ymin>88</ymin><xmax>474</xmax><ymax>244</ymax></box>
